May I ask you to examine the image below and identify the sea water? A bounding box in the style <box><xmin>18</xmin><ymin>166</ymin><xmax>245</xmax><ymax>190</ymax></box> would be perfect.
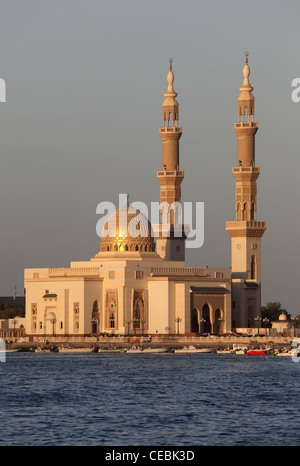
<box><xmin>0</xmin><ymin>352</ymin><xmax>299</xmax><ymax>446</ymax></box>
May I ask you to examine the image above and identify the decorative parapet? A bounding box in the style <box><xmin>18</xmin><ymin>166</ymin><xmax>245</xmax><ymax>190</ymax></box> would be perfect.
<box><xmin>235</xmin><ymin>121</ymin><xmax>257</xmax><ymax>128</ymax></box>
<box><xmin>157</xmin><ymin>169</ymin><xmax>184</xmax><ymax>177</ymax></box>
<box><xmin>48</xmin><ymin>267</ymin><xmax>101</xmax><ymax>277</ymax></box>
<box><xmin>151</xmin><ymin>266</ymin><xmax>207</xmax><ymax>277</ymax></box>
<box><xmin>226</xmin><ymin>220</ymin><xmax>266</xmax><ymax>238</ymax></box>
<box><xmin>232</xmin><ymin>166</ymin><xmax>260</xmax><ymax>173</ymax></box>
<box><xmin>226</xmin><ymin>221</ymin><xmax>266</xmax><ymax>229</ymax></box>
<box><xmin>159</xmin><ymin>126</ymin><xmax>182</xmax><ymax>133</ymax></box>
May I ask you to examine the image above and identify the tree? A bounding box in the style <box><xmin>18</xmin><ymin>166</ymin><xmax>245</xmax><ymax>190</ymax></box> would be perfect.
<box><xmin>0</xmin><ymin>307</ymin><xmax>25</xmax><ymax>320</ymax></box>
<box><xmin>261</xmin><ymin>302</ymin><xmax>291</xmax><ymax>326</ymax></box>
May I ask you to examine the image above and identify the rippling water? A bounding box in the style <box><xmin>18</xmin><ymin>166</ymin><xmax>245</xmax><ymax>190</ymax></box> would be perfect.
<box><xmin>1</xmin><ymin>352</ymin><xmax>300</xmax><ymax>446</ymax></box>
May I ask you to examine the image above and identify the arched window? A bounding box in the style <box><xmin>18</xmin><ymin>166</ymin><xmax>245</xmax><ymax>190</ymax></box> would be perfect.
<box><xmin>191</xmin><ymin>308</ymin><xmax>199</xmax><ymax>333</ymax></box>
<box><xmin>236</xmin><ymin>202</ymin><xmax>241</xmax><ymax>221</ymax></box>
<box><xmin>201</xmin><ymin>304</ymin><xmax>212</xmax><ymax>333</ymax></box>
<box><xmin>243</xmin><ymin>202</ymin><xmax>249</xmax><ymax>221</ymax></box>
<box><xmin>110</xmin><ymin>312</ymin><xmax>115</xmax><ymax>328</ymax></box>
<box><xmin>251</xmin><ymin>202</ymin><xmax>255</xmax><ymax>221</ymax></box>
<box><xmin>251</xmin><ymin>255</ymin><xmax>257</xmax><ymax>280</ymax></box>
<box><xmin>214</xmin><ymin>308</ymin><xmax>223</xmax><ymax>334</ymax></box>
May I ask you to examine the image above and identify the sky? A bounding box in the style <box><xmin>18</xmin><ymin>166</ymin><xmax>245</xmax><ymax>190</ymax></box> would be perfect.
<box><xmin>0</xmin><ymin>0</ymin><xmax>299</xmax><ymax>314</ymax></box>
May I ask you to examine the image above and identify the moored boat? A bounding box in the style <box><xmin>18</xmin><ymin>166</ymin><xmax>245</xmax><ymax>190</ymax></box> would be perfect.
<box><xmin>232</xmin><ymin>344</ymin><xmax>247</xmax><ymax>354</ymax></box>
<box><xmin>174</xmin><ymin>345</ymin><xmax>215</xmax><ymax>354</ymax></box>
<box><xmin>276</xmin><ymin>349</ymin><xmax>294</xmax><ymax>357</ymax></box>
<box><xmin>124</xmin><ymin>346</ymin><xmax>168</xmax><ymax>353</ymax></box>
<box><xmin>247</xmin><ymin>349</ymin><xmax>269</xmax><ymax>355</ymax></box>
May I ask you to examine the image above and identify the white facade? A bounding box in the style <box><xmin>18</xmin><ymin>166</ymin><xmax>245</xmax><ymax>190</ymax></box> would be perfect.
<box><xmin>24</xmin><ymin>251</ymin><xmax>232</xmax><ymax>339</ymax></box>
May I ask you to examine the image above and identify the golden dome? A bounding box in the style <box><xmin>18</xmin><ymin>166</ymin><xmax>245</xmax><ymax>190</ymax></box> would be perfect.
<box><xmin>100</xmin><ymin>203</ymin><xmax>155</xmax><ymax>252</ymax></box>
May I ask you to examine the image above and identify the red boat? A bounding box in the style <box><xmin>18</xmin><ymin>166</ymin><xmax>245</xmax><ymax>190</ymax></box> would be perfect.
<box><xmin>247</xmin><ymin>349</ymin><xmax>268</xmax><ymax>355</ymax></box>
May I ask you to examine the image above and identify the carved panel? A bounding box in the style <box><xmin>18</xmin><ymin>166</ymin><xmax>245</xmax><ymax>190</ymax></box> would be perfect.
<box><xmin>105</xmin><ymin>290</ymin><xmax>118</xmax><ymax>330</ymax></box>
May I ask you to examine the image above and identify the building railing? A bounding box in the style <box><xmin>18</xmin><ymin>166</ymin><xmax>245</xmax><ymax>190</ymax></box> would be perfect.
<box><xmin>226</xmin><ymin>221</ymin><xmax>266</xmax><ymax>229</ymax></box>
<box><xmin>235</xmin><ymin>121</ymin><xmax>257</xmax><ymax>128</ymax></box>
<box><xmin>232</xmin><ymin>167</ymin><xmax>260</xmax><ymax>173</ymax></box>
<box><xmin>157</xmin><ymin>170</ymin><xmax>184</xmax><ymax>177</ymax></box>
<box><xmin>159</xmin><ymin>127</ymin><xmax>182</xmax><ymax>133</ymax></box>
<box><xmin>49</xmin><ymin>267</ymin><xmax>101</xmax><ymax>277</ymax></box>
<box><xmin>151</xmin><ymin>267</ymin><xmax>207</xmax><ymax>276</ymax></box>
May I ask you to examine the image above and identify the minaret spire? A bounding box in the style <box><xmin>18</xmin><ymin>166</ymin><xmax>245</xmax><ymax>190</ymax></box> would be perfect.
<box><xmin>162</xmin><ymin>58</ymin><xmax>179</xmax><ymax>128</ymax></box>
<box><xmin>155</xmin><ymin>59</ymin><xmax>185</xmax><ymax>262</ymax></box>
<box><xmin>238</xmin><ymin>52</ymin><xmax>255</xmax><ymax>124</ymax></box>
<box><xmin>226</xmin><ymin>52</ymin><xmax>266</xmax><ymax>329</ymax></box>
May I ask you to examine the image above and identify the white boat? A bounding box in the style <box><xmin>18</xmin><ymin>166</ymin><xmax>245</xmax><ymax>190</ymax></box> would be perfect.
<box><xmin>216</xmin><ymin>349</ymin><xmax>232</xmax><ymax>354</ymax></box>
<box><xmin>276</xmin><ymin>349</ymin><xmax>294</xmax><ymax>357</ymax></box>
<box><xmin>174</xmin><ymin>345</ymin><xmax>214</xmax><ymax>354</ymax></box>
<box><xmin>232</xmin><ymin>344</ymin><xmax>248</xmax><ymax>354</ymax></box>
<box><xmin>0</xmin><ymin>349</ymin><xmax>19</xmax><ymax>353</ymax></box>
<box><xmin>124</xmin><ymin>346</ymin><xmax>168</xmax><ymax>353</ymax></box>
<box><xmin>142</xmin><ymin>347</ymin><xmax>169</xmax><ymax>353</ymax></box>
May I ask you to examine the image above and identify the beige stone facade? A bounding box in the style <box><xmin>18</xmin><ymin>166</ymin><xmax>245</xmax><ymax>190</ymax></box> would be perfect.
<box><xmin>24</xmin><ymin>55</ymin><xmax>266</xmax><ymax>339</ymax></box>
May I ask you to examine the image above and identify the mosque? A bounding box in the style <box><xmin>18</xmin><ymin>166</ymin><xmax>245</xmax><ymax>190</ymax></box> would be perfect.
<box><xmin>24</xmin><ymin>53</ymin><xmax>266</xmax><ymax>339</ymax></box>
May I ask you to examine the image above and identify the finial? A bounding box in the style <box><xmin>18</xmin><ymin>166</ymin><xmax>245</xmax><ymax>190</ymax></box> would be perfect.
<box><xmin>245</xmin><ymin>51</ymin><xmax>249</xmax><ymax>64</ymax></box>
<box><xmin>169</xmin><ymin>58</ymin><xmax>173</xmax><ymax>71</ymax></box>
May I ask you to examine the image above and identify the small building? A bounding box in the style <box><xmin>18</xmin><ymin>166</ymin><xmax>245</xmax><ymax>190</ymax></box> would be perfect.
<box><xmin>0</xmin><ymin>318</ymin><xmax>26</xmax><ymax>341</ymax></box>
<box><xmin>270</xmin><ymin>313</ymin><xmax>296</xmax><ymax>337</ymax></box>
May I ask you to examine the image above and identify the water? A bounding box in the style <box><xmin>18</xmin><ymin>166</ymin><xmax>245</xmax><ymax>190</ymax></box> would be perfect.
<box><xmin>1</xmin><ymin>352</ymin><xmax>300</xmax><ymax>446</ymax></box>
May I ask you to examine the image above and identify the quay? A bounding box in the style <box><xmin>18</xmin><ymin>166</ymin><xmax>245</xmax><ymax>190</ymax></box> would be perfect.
<box><xmin>5</xmin><ymin>334</ymin><xmax>296</xmax><ymax>353</ymax></box>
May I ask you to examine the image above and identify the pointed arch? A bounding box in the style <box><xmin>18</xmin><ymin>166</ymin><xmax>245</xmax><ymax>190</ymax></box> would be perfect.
<box><xmin>191</xmin><ymin>308</ymin><xmax>200</xmax><ymax>333</ymax></box>
<box><xmin>201</xmin><ymin>303</ymin><xmax>212</xmax><ymax>333</ymax></box>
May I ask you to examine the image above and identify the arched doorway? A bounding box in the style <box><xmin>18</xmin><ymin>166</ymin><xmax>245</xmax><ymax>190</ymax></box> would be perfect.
<box><xmin>46</xmin><ymin>311</ymin><xmax>57</xmax><ymax>336</ymax></box>
<box><xmin>91</xmin><ymin>300</ymin><xmax>100</xmax><ymax>334</ymax></box>
<box><xmin>214</xmin><ymin>308</ymin><xmax>223</xmax><ymax>334</ymax></box>
<box><xmin>191</xmin><ymin>308</ymin><xmax>199</xmax><ymax>333</ymax></box>
<box><xmin>201</xmin><ymin>304</ymin><xmax>211</xmax><ymax>333</ymax></box>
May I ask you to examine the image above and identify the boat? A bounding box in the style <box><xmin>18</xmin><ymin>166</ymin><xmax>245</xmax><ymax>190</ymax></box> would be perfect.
<box><xmin>276</xmin><ymin>349</ymin><xmax>294</xmax><ymax>357</ymax></box>
<box><xmin>174</xmin><ymin>345</ymin><xmax>215</xmax><ymax>354</ymax></box>
<box><xmin>216</xmin><ymin>348</ymin><xmax>232</xmax><ymax>354</ymax></box>
<box><xmin>124</xmin><ymin>346</ymin><xmax>168</xmax><ymax>353</ymax></box>
<box><xmin>17</xmin><ymin>347</ymin><xmax>35</xmax><ymax>352</ymax></box>
<box><xmin>142</xmin><ymin>347</ymin><xmax>169</xmax><ymax>353</ymax></box>
<box><xmin>232</xmin><ymin>344</ymin><xmax>247</xmax><ymax>354</ymax></box>
<box><xmin>49</xmin><ymin>346</ymin><xmax>59</xmax><ymax>352</ymax></box>
<box><xmin>247</xmin><ymin>349</ymin><xmax>269</xmax><ymax>355</ymax></box>
<box><xmin>0</xmin><ymin>348</ymin><xmax>19</xmax><ymax>353</ymax></box>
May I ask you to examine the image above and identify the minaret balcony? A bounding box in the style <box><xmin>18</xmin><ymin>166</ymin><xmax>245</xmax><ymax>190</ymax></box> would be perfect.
<box><xmin>226</xmin><ymin>220</ymin><xmax>266</xmax><ymax>238</ymax></box>
<box><xmin>232</xmin><ymin>166</ymin><xmax>260</xmax><ymax>182</ymax></box>
<box><xmin>157</xmin><ymin>169</ymin><xmax>184</xmax><ymax>177</ymax></box>
<box><xmin>235</xmin><ymin>121</ymin><xmax>257</xmax><ymax>128</ymax></box>
<box><xmin>159</xmin><ymin>126</ymin><xmax>182</xmax><ymax>133</ymax></box>
<box><xmin>226</xmin><ymin>220</ymin><xmax>266</xmax><ymax>229</ymax></box>
<box><xmin>232</xmin><ymin>166</ymin><xmax>260</xmax><ymax>173</ymax></box>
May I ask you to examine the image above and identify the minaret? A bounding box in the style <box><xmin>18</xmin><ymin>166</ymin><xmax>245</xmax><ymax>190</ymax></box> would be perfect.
<box><xmin>226</xmin><ymin>53</ymin><xmax>266</xmax><ymax>329</ymax></box>
<box><xmin>155</xmin><ymin>59</ymin><xmax>185</xmax><ymax>262</ymax></box>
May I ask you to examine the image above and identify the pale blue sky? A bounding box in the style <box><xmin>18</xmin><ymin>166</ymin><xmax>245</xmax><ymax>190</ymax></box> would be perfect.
<box><xmin>0</xmin><ymin>0</ymin><xmax>299</xmax><ymax>313</ymax></box>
